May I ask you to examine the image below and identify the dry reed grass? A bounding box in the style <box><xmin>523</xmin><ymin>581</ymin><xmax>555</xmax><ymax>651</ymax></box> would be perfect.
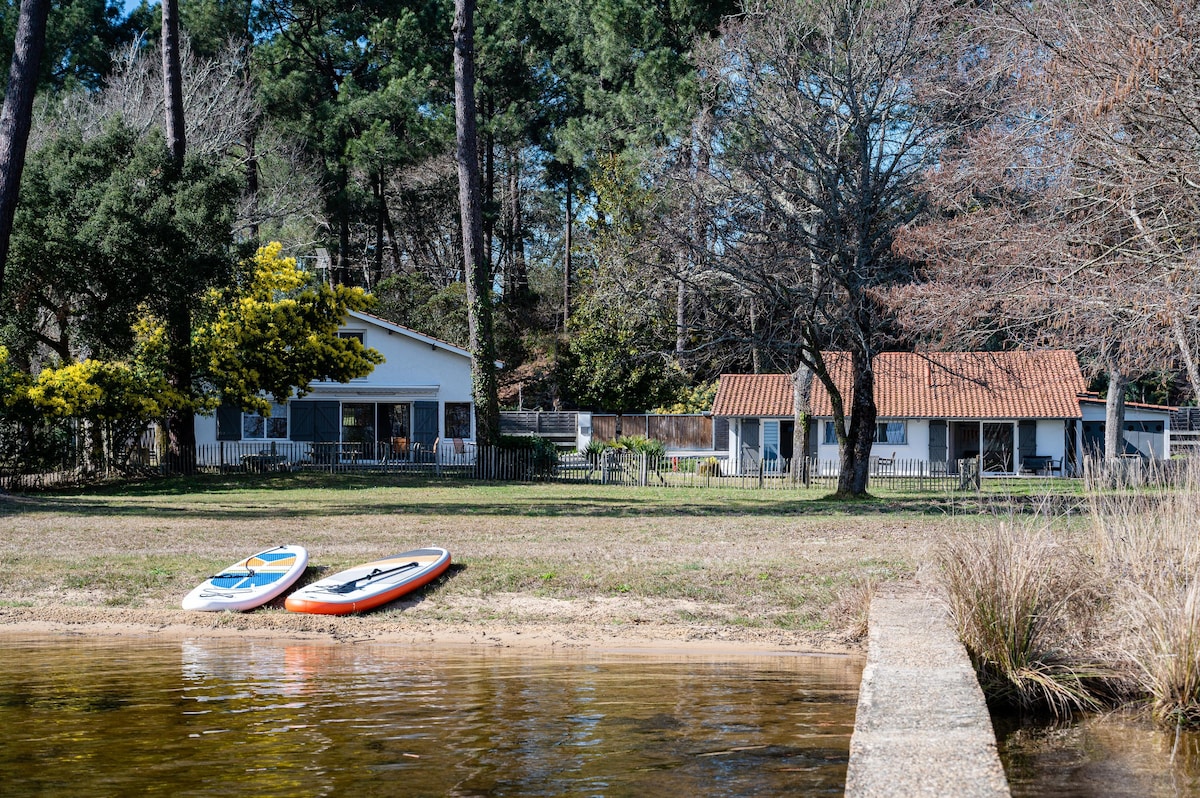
<box><xmin>942</xmin><ymin>462</ymin><xmax>1200</xmax><ymax>727</ymax></box>
<box><xmin>1088</xmin><ymin>464</ymin><xmax>1200</xmax><ymax>728</ymax></box>
<box><xmin>939</xmin><ymin>521</ymin><xmax>1108</xmax><ymax>716</ymax></box>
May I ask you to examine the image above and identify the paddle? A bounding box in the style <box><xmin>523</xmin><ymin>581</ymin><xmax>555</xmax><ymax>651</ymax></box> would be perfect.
<box><xmin>321</xmin><ymin>561</ymin><xmax>421</xmax><ymax>594</ymax></box>
<box><xmin>207</xmin><ymin>546</ymin><xmax>288</xmax><ymax>581</ymax></box>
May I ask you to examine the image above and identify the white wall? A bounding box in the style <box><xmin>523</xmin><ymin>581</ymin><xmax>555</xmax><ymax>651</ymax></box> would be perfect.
<box><xmin>814</xmin><ymin>418</ymin><xmax>931</xmax><ymax>463</ymax></box>
<box><xmin>1034</xmin><ymin>420</ymin><xmax>1068</xmax><ymax>463</ymax></box>
<box><xmin>194</xmin><ymin>314</ymin><xmax>475</xmax><ymax>446</ymax></box>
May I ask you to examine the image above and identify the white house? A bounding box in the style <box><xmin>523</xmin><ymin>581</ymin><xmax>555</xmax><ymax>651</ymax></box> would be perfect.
<box><xmin>1080</xmin><ymin>397</ymin><xmax>1172</xmax><ymax>459</ymax></box>
<box><xmin>194</xmin><ymin>310</ymin><xmax>476</xmax><ymax>465</ymax></box>
<box><xmin>711</xmin><ymin>351</ymin><xmax>1172</xmax><ymax>476</ymax></box>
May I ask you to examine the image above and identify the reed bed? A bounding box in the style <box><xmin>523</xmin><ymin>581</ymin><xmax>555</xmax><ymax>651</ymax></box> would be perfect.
<box><xmin>1088</xmin><ymin>464</ymin><xmax>1200</xmax><ymax>729</ymax></box>
<box><xmin>940</xmin><ymin>461</ymin><xmax>1200</xmax><ymax>727</ymax></box>
<box><xmin>940</xmin><ymin>522</ymin><xmax>1107</xmax><ymax>715</ymax></box>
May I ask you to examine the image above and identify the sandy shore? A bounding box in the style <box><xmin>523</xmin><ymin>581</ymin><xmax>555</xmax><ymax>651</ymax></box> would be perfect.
<box><xmin>0</xmin><ymin>600</ymin><xmax>861</xmax><ymax>657</ymax></box>
<box><xmin>0</xmin><ymin>477</ymin><xmax>948</xmax><ymax>658</ymax></box>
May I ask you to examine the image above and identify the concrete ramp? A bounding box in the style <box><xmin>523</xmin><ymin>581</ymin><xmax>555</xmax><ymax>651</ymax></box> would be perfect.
<box><xmin>844</xmin><ymin>589</ymin><xmax>1011</xmax><ymax>798</ymax></box>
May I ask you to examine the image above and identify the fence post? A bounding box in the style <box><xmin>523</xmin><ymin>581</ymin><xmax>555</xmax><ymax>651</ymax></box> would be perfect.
<box><xmin>758</xmin><ymin>459</ymin><xmax>765</xmax><ymax>489</ymax></box>
<box><xmin>639</xmin><ymin>453</ymin><xmax>648</xmax><ymax>487</ymax></box>
<box><xmin>601</xmin><ymin>449</ymin><xmax>610</xmax><ymax>485</ymax></box>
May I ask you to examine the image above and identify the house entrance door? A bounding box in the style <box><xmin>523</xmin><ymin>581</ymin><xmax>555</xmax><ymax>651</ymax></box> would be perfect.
<box><xmin>378</xmin><ymin>403</ymin><xmax>411</xmax><ymax>459</ymax></box>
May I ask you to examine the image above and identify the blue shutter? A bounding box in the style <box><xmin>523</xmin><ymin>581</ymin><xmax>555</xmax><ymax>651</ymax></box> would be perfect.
<box><xmin>413</xmin><ymin>402</ymin><xmax>438</xmax><ymax>449</ymax></box>
<box><xmin>216</xmin><ymin>404</ymin><xmax>241</xmax><ymax>441</ymax></box>
<box><xmin>291</xmin><ymin>401</ymin><xmax>340</xmax><ymax>442</ymax></box>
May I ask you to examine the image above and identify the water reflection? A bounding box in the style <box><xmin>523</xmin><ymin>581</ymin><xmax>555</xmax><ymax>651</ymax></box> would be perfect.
<box><xmin>997</xmin><ymin>710</ymin><xmax>1200</xmax><ymax>798</ymax></box>
<box><xmin>0</xmin><ymin>634</ymin><xmax>861</xmax><ymax>797</ymax></box>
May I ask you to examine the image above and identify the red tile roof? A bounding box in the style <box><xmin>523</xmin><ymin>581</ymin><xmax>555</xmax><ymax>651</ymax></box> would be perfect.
<box><xmin>712</xmin><ymin>351</ymin><xmax>1088</xmax><ymax>420</ymax></box>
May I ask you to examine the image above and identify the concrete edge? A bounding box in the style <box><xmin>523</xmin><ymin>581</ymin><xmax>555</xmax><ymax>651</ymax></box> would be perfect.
<box><xmin>843</xmin><ymin>587</ymin><xmax>1011</xmax><ymax>798</ymax></box>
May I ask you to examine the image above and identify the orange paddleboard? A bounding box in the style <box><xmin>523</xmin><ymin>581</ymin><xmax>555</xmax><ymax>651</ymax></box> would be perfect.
<box><xmin>284</xmin><ymin>548</ymin><xmax>451</xmax><ymax>615</ymax></box>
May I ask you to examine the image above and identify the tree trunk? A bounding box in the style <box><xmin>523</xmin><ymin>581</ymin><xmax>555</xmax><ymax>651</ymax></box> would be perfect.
<box><xmin>749</xmin><ymin>301</ymin><xmax>761</xmax><ymax>373</ymax></box>
<box><xmin>245</xmin><ymin>128</ymin><xmax>260</xmax><ymax>240</ymax></box>
<box><xmin>0</xmin><ymin>0</ymin><xmax>50</xmax><ymax>298</ymax></box>
<box><xmin>454</xmin><ymin>0</ymin><xmax>499</xmax><ymax>446</ymax></box>
<box><xmin>790</xmin><ymin>364</ymin><xmax>812</xmax><ymax>484</ymax></box>
<box><xmin>372</xmin><ymin>170</ymin><xmax>384</xmax><ymax>287</ymax></box>
<box><xmin>336</xmin><ymin>163</ymin><xmax>351</xmax><ymax>285</ymax></box>
<box><xmin>161</xmin><ymin>0</ymin><xmax>186</xmax><ymax>164</ymax></box>
<box><xmin>504</xmin><ymin>151</ymin><xmax>529</xmax><ymax>306</ymax></box>
<box><xmin>382</xmin><ymin>193</ymin><xmax>404</xmax><ymax>273</ymax></box>
<box><xmin>1170</xmin><ymin>311</ymin><xmax>1200</xmax><ymax>402</ymax></box>
<box><xmin>161</xmin><ymin>0</ymin><xmax>195</xmax><ymax>461</ymax></box>
<box><xmin>835</xmin><ymin>350</ymin><xmax>876</xmax><ymax>497</ymax></box>
<box><xmin>563</xmin><ymin>177</ymin><xmax>573</xmax><ymax>330</ymax></box>
<box><xmin>1104</xmin><ymin>360</ymin><xmax>1128</xmax><ymax>464</ymax></box>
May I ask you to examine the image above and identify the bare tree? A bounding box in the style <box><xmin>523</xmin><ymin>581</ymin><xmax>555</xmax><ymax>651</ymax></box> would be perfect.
<box><xmin>895</xmin><ymin>0</ymin><xmax>1200</xmax><ymax>463</ymax></box>
<box><xmin>0</xmin><ymin>0</ymin><xmax>49</xmax><ymax>301</ymax></box>
<box><xmin>688</xmin><ymin>0</ymin><xmax>984</xmax><ymax>496</ymax></box>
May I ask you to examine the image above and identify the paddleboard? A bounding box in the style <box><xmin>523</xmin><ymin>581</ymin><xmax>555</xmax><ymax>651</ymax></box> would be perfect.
<box><xmin>284</xmin><ymin>547</ymin><xmax>451</xmax><ymax>615</ymax></box>
<box><xmin>182</xmin><ymin>545</ymin><xmax>309</xmax><ymax>612</ymax></box>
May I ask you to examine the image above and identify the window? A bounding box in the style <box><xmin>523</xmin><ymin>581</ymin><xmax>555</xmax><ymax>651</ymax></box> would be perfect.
<box><xmin>445</xmin><ymin>403</ymin><xmax>471</xmax><ymax>439</ymax></box>
<box><xmin>243</xmin><ymin>403</ymin><xmax>288</xmax><ymax>440</ymax></box>
<box><xmin>823</xmin><ymin>421</ymin><xmax>839</xmax><ymax>445</ymax></box>
<box><xmin>875</xmin><ymin>421</ymin><xmax>907</xmax><ymax>445</ymax></box>
<box><xmin>337</xmin><ymin>331</ymin><xmax>368</xmax><ymax>381</ymax></box>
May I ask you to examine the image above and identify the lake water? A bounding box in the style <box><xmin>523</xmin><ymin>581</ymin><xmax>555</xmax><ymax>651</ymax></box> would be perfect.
<box><xmin>997</xmin><ymin>710</ymin><xmax>1200</xmax><ymax>797</ymax></box>
<box><xmin>0</xmin><ymin>633</ymin><xmax>862</xmax><ymax>797</ymax></box>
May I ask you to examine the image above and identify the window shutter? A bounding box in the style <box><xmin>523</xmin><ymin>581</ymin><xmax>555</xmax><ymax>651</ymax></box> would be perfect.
<box><xmin>413</xmin><ymin>401</ymin><xmax>439</xmax><ymax>449</ymax></box>
<box><xmin>314</xmin><ymin>402</ymin><xmax>340</xmax><ymax>442</ymax></box>
<box><xmin>216</xmin><ymin>404</ymin><xmax>241</xmax><ymax>441</ymax></box>
<box><xmin>928</xmin><ymin>420</ymin><xmax>947</xmax><ymax>463</ymax></box>
<box><xmin>1019</xmin><ymin>420</ymin><xmax>1037</xmax><ymax>460</ymax></box>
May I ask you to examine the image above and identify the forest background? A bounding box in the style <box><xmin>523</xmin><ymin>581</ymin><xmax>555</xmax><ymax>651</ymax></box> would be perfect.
<box><xmin>0</xmin><ymin>0</ymin><xmax>1198</xmax><ymax>497</ymax></box>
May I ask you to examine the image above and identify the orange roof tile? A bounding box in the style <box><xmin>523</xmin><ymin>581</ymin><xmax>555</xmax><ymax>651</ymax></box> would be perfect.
<box><xmin>711</xmin><ymin>373</ymin><xmax>795</xmax><ymax>417</ymax></box>
<box><xmin>712</xmin><ymin>351</ymin><xmax>1087</xmax><ymax>420</ymax></box>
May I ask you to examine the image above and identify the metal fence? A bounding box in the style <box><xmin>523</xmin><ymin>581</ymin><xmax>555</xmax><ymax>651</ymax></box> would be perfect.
<box><xmin>0</xmin><ymin>442</ymin><xmax>1068</xmax><ymax>493</ymax></box>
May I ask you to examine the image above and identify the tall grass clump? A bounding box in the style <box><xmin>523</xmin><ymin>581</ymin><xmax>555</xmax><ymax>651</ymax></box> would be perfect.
<box><xmin>1089</xmin><ymin>461</ymin><xmax>1200</xmax><ymax>728</ymax></box>
<box><xmin>939</xmin><ymin>523</ymin><xmax>1106</xmax><ymax>716</ymax></box>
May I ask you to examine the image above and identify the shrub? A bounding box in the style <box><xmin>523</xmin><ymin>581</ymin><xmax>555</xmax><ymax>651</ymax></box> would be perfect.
<box><xmin>494</xmin><ymin>435</ymin><xmax>560</xmax><ymax>479</ymax></box>
<box><xmin>613</xmin><ymin>435</ymin><xmax>666</xmax><ymax>458</ymax></box>
<box><xmin>584</xmin><ymin>439</ymin><xmax>610</xmax><ymax>464</ymax></box>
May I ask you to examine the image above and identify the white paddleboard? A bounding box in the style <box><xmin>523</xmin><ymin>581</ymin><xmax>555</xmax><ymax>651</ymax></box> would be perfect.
<box><xmin>284</xmin><ymin>547</ymin><xmax>451</xmax><ymax>615</ymax></box>
<box><xmin>182</xmin><ymin>545</ymin><xmax>309</xmax><ymax>612</ymax></box>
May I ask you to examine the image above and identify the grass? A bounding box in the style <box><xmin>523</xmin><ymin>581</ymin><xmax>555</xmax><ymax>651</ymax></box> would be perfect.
<box><xmin>0</xmin><ymin>473</ymin><xmax>949</xmax><ymax>640</ymax></box>
<box><xmin>938</xmin><ymin>462</ymin><xmax>1200</xmax><ymax>728</ymax></box>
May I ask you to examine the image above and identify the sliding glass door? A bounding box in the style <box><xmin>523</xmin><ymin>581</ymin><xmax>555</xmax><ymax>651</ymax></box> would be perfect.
<box><xmin>982</xmin><ymin>422</ymin><xmax>1014</xmax><ymax>473</ymax></box>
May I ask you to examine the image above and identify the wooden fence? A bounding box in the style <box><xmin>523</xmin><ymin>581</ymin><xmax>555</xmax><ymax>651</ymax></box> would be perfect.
<box><xmin>498</xmin><ymin>411</ymin><xmax>578</xmax><ymax>442</ymax></box>
<box><xmin>591</xmin><ymin>414</ymin><xmax>714</xmax><ymax>450</ymax></box>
